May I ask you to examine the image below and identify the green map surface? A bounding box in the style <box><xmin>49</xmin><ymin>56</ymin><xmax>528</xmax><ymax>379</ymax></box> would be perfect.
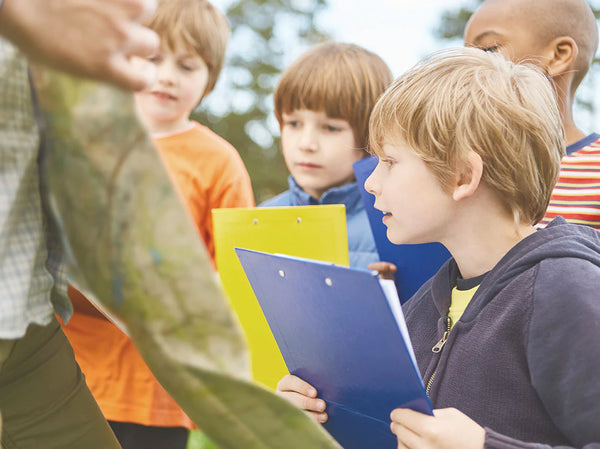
<box><xmin>31</xmin><ymin>66</ymin><xmax>341</xmax><ymax>449</ymax></box>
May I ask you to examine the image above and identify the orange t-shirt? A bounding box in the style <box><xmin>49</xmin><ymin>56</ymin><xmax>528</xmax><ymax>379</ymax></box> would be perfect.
<box><xmin>62</xmin><ymin>122</ymin><xmax>255</xmax><ymax>428</ymax></box>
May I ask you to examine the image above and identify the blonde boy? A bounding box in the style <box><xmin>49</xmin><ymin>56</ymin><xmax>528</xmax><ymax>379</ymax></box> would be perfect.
<box><xmin>261</xmin><ymin>42</ymin><xmax>393</xmax><ymax>269</ymax></box>
<box><xmin>63</xmin><ymin>1</ymin><xmax>254</xmax><ymax>448</ymax></box>
<box><xmin>277</xmin><ymin>48</ymin><xmax>600</xmax><ymax>449</ymax></box>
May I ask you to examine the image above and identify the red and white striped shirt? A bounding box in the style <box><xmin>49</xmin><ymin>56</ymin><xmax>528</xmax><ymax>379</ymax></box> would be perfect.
<box><xmin>538</xmin><ymin>133</ymin><xmax>600</xmax><ymax>229</ymax></box>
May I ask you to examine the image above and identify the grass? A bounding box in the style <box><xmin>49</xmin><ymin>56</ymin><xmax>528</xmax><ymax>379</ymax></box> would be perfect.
<box><xmin>187</xmin><ymin>430</ymin><xmax>219</xmax><ymax>449</ymax></box>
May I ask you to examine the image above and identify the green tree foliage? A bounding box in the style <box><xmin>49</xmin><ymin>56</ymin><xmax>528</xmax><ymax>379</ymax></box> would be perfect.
<box><xmin>192</xmin><ymin>0</ymin><xmax>330</xmax><ymax>203</ymax></box>
<box><xmin>435</xmin><ymin>0</ymin><xmax>600</xmax><ymax>129</ymax></box>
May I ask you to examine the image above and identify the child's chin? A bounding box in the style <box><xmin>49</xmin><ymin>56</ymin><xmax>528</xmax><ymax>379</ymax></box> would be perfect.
<box><xmin>385</xmin><ymin>231</ymin><xmax>405</xmax><ymax>245</ymax></box>
<box><xmin>386</xmin><ymin>231</ymin><xmax>421</xmax><ymax>246</ymax></box>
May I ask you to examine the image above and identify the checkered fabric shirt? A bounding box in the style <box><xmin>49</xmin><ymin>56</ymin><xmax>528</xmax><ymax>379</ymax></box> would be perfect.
<box><xmin>0</xmin><ymin>39</ymin><xmax>71</xmax><ymax>339</ymax></box>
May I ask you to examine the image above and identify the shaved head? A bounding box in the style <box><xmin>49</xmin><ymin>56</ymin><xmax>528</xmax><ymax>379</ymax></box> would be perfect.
<box><xmin>466</xmin><ymin>0</ymin><xmax>598</xmax><ymax>88</ymax></box>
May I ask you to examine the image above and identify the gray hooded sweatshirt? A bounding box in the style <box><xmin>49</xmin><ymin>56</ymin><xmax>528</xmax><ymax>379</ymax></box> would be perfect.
<box><xmin>404</xmin><ymin>217</ymin><xmax>600</xmax><ymax>449</ymax></box>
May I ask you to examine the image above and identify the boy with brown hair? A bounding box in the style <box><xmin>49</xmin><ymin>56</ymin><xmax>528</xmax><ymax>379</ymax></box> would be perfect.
<box><xmin>261</xmin><ymin>42</ymin><xmax>393</xmax><ymax>268</ymax></box>
<box><xmin>62</xmin><ymin>1</ymin><xmax>254</xmax><ymax>448</ymax></box>
<box><xmin>464</xmin><ymin>0</ymin><xmax>600</xmax><ymax>229</ymax></box>
<box><xmin>276</xmin><ymin>48</ymin><xmax>600</xmax><ymax>448</ymax></box>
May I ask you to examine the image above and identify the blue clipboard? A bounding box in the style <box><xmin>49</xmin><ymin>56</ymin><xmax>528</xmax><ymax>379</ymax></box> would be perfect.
<box><xmin>236</xmin><ymin>248</ymin><xmax>433</xmax><ymax>449</ymax></box>
<box><xmin>353</xmin><ymin>156</ymin><xmax>451</xmax><ymax>303</ymax></box>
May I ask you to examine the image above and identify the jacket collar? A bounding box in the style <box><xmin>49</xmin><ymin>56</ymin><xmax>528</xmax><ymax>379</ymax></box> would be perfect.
<box><xmin>287</xmin><ymin>175</ymin><xmax>362</xmax><ymax>211</ymax></box>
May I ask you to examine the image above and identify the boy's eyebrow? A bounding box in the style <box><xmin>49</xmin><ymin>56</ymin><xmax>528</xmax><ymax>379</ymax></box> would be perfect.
<box><xmin>469</xmin><ymin>30</ymin><xmax>504</xmax><ymax>46</ymax></box>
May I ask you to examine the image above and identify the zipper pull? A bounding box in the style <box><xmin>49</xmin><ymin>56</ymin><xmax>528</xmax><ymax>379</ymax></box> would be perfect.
<box><xmin>432</xmin><ymin>331</ymin><xmax>448</xmax><ymax>353</ymax></box>
<box><xmin>431</xmin><ymin>316</ymin><xmax>452</xmax><ymax>353</ymax></box>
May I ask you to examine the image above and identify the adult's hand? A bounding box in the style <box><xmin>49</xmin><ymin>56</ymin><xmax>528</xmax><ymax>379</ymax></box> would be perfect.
<box><xmin>0</xmin><ymin>0</ymin><xmax>159</xmax><ymax>91</ymax></box>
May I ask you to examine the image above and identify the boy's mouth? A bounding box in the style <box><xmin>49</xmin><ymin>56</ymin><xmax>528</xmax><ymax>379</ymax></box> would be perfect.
<box><xmin>151</xmin><ymin>91</ymin><xmax>177</xmax><ymax>101</ymax></box>
<box><xmin>296</xmin><ymin>162</ymin><xmax>321</xmax><ymax>169</ymax></box>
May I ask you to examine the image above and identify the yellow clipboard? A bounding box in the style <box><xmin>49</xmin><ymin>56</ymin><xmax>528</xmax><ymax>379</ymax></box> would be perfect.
<box><xmin>213</xmin><ymin>205</ymin><xmax>349</xmax><ymax>388</ymax></box>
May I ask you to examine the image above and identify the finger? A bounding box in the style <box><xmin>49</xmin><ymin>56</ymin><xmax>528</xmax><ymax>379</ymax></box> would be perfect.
<box><xmin>278</xmin><ymin>391</ymin><xmax>326</xmax><ymax>413</ymax></box>
<box><xmin>135</xmin><ymin>0</ymin><xmax>158</xmax><ymax>22</ymax></box>
<box><xmin>390</xmin><ymin>409</ymin><xmax>428</xmax><ymax>437</ymax></box>
<box><xmin>367</xmin><ymin>262</ymin><xmax>389</xmax><ymax>271</ymax></box>
<box><xmin>107</xmin><ymin>53</ymin><xmax>156</xmax><ymax>91</ymax></box>
<box><xmin>306</xmin><ymin>410</ymin><xmax>329</xmax><ymax>423</ymax></box>
<box><xmin>432</xmin><ymin>407</ymin><xmax>454</xmax><ymax>418</ymax></box>
<box><xmin>122</xmin><ymin>24</ymin><xmax>160</xmax><ymax>59</ymax></box>
<box><xmin>390</xmin><ymin>421</ymin><xmax>422</xmax><ymax>449</ymax></box>
<box><xmin>276</xmin><ymin>375</ymin><xmax>318</xmax><ymax>397</ymax></box>
<box><xmin>110</xmin><ymin>0</ymin><xmax>158</xmax><ymax>22</ymax></box>
<box><xmin>379</xmin><ymin>270</ymin><xmax>396</xmax><ymax>281</ymax></box>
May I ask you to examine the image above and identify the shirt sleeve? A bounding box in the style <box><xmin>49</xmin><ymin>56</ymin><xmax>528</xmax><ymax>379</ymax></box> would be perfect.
<box><xmin>485</xmin><ymin>257</ymin><xmax>600</xmax><ymax>449</ymax></box>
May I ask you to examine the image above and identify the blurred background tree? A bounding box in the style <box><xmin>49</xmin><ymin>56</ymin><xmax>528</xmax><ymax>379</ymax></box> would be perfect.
<box><xmin>435</xmin><ymin>0</ymin><xmax>600</xmax><ymax>132</ymax></box>
<box><xmin>193</xmin><ymin>0</ymin><xmax>599</xmax><ymax>206</ymax></box>
<box><xmin>192</xmin><ymin>0</ymin><xmax>330</xmax><ymax>204</ymax></box>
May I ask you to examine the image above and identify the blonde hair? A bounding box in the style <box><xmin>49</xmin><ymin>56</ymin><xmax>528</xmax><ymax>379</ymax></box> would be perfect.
<box><xmin>369</xmin><ymin>47</ymin><xmax>565</xmax><ymax>225</ymax></box>
<box><xmin>274</xmin><ymin>42</ymin><xmax>393</xmax><ymax>151</ymax></box>
<box><xmin>148</xmin><ymin>0</ymin><xmax>230</xmax><ymax>97</ymax></box>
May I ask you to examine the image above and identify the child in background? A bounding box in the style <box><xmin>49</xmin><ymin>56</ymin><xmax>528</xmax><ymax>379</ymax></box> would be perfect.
<box><xmin>276</xmin><ymin>48</ymin><xmax>600</xmax><ymax>448</ymax></box>
<box><xmin>63</xmin><ymin>1</ymin><xmax>254</xmax><ymax>448</ymax></box>
<box><xmin>464</xmin><ymin>0</ymin><xmax>600</xmax><ymax>229</ymax></box>
<box><xmin>260</xmin><ymin>42</ymin><xmax>393</xmax><ymax>269</ymax></box>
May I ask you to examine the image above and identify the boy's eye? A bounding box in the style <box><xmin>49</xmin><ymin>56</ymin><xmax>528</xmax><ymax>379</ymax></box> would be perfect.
<box><xmin>325</xmin><ymin>125</ymin><xmax>342</xmax><ymax>132</ymax></box>
<box><xmin>179</xmin><ymin>62</ymin><xmax>195</xmax><ymax>71</ymax></box>
<box><xmin>148</xmin><ymin>55</ymin><xmax>162</xmax><ymax>64</ymax></box>
<box><xmin>481</xmin><ymin>45</ymin><xmax>500</xmax><ymax>53</ymax></box>
<box><xmin>284</xmin><ymin>120</ymin><xmax>301</xmax><ymax>128</ymax></box>
<box><xmin>381</xmin><ymin>158</ymin><xmax>396</xmax><ymax>167</ymax></box>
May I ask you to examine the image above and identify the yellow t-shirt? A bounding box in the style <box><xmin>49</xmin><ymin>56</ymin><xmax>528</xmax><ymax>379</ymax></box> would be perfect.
<box><xmin>449</xmin><ymin>285</ymin><xmax>479</xmax><ymax>329</ymax></box>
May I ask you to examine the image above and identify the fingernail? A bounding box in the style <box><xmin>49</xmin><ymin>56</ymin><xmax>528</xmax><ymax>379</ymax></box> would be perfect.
<box><xmin>138</xmin><ymin>0</ymin><xmax>158</xmax><ymax>22</ymax></box>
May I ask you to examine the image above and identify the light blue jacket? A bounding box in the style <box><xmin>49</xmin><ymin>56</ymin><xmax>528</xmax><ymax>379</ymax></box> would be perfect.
<box><xmin>260</xmin><ymin>176</ymin><xmax>378</xmax><ymax>269</ymax></box>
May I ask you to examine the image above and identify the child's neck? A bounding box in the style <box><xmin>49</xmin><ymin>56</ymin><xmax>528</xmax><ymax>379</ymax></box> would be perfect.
<box><xmin>146</xmin><ymin>119</ymin><xmax>194</xmax><ymax>136</ymax></box>
<box><xmin>149</xmin><ymin>120</ymin><xmax>196</xmax><ymax>138</ymax></box>
<box><xmin>555</xmin><ymin>78</ymin><xmax>587</xmax><ymax>145</ymax></box>
<box><xmin>442</xmin><ymin>192</ymin><xmax>536</xmax><ymax>279</ymax></box>
<box><xmin>135</xmin><ymin>105</ymin><xmax>194</xmax><ymax>136</ymax></box>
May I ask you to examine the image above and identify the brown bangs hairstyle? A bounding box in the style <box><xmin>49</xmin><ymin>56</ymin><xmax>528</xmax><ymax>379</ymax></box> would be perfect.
<box><xmin>148</xmin><ymin>0</ymin><xmax>230</xmax><ymax>97</ymax></box>
<box><xmin>369</xmin><ymin>47</ymin><xmax>565</xmax><ymax>225</ymax></box>
<box><xmin>274</xmin><ymin>42</ymin><xmax>393</xmax><ymax>151</ymax></box>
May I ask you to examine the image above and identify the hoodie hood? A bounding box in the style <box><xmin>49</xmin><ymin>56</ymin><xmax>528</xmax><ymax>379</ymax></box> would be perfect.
<box><xmin>430</xmin><ymin>217</ymin><xmax>600</xmax><ymax>317</ymax></box>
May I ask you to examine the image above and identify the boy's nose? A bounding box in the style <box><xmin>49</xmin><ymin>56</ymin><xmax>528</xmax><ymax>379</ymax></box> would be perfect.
<box><xmin>299</xmin><ymin>128</ymin><xmax>318</xmax><ymax>152</ymax></box>
<box><xmin>364</xmin><ymin>167</ymin><xmax>379</xmax><ymax>195</ymax></box>
<box><xmin>157</xmin><ymin>65</ymin><xmax>177</xmax><ymax>86</ymax></box>
<box><xmin>157</xmin><ymin>73</ymin><xmax>175</xmax><ymax>86</ymax></box>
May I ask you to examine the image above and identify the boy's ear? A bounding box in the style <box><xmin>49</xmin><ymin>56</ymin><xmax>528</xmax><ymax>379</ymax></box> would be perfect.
<box><xmin>452</xmin><ymin>151</ymin><xmax>483</xmax><ymax>202</ymax></box>
<box><xmin>546</xmin><ymin>36</ymin><xmax>578</xmax><ymax>78</ymax></box>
